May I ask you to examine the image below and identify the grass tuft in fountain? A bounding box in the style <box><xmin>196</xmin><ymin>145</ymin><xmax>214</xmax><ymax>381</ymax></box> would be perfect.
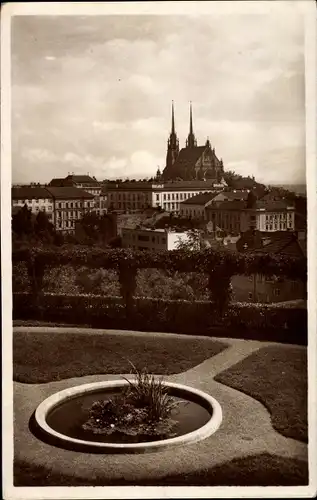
<box><xmin>82</xmin><ymin>363</ymin><xmax>180</xmax><ymax>440</ymax></box>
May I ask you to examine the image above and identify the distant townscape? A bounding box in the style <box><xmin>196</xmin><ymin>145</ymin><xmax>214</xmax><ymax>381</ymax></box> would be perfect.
<box><xmin>12</xmin><ymin>103</ymin><xmax>307</xmax><ymax>306</ymax></box>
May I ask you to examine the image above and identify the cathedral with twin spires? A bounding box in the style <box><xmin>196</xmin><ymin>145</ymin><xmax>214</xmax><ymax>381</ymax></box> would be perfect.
<box><xmin>162</xmin><ymin>102</ymin><xmax>224</xmax><ymax>182</ymax></box>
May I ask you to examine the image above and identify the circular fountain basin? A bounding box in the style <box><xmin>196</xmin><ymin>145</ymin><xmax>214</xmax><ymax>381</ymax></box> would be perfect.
<box><xmin>34</xmin><ymin>380</ymin><xmax>222</xmax><ymax>453</ymax></box>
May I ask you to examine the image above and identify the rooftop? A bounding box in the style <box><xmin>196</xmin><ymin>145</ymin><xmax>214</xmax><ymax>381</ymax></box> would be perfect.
<box><xmin>48</xmin><ymin>178</ymin><xmax>73</xmax><ymax>187</ymax></box>
<box><xmin>46</xmin><ymin>187</ymin><xmax>95</xmax><ymax>199</ymax></box>
<box><xmin>181</xmin><ymin>192</ymin><xmax>219</xmax><ymax>205</ymax></box>
<box><xmin>207</xmin><ymin>200</ymin><xmax>246</xmax><ymax>210</ymax></box>
<box><xmin>11</xmin><ymin>187</ymin><xmax>52</xmax><ymax>199</ymax></box>
<box><xmin>65</xmin><ymin>174</ymin><xmax>100</xmax><ymax>186</ymax></box>
<box><xmin>240</xmin><ymin>230</ymin><xmax>306</xmax><ymax>257</ymax></box>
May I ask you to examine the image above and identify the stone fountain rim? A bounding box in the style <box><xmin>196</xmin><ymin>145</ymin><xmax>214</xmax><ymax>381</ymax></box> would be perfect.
<box><xmin>34</xmin><ymin>379</ymin><xmax>223</xmax><ymax>453</ymax></box>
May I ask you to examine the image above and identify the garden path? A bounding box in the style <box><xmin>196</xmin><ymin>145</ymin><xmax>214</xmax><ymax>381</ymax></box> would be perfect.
<box><xmin>13</xmin><ymin>329</ymin><xmax>308</xmax><ymax>485</ymax></box>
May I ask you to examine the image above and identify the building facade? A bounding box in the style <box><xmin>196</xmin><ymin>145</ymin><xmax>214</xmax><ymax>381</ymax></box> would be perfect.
<box><xmin>179</xmin><ymin>192</ymin><xmax>219</xmax><ymax>219</ymax></box>
<box><xmin>49</xmin><ymin>174</ymin><xmax>107</xmax><ymax>216</ymax></box>
<box><xmin>121</xmin><ymin>227</ymin><xmax>190</xmax><ymax>251</ymax></box>
<box><xmin>206</xmin><ymin>200</ymin><xmax>295</xmax><ymax>234</ymax></box>
<box><xmin>231</xmin><ymin>231</ymin><xmax>306</xmax><ymax>303</ymax></box>
<box><xmin>105</xmin><ymin>180</ymin><xmax>220</xmax><ymax>213</ymax></box>
<box><xmin>45</xmin><ymin>187</ymin><xmax>95</xmax><ymax>232</ymax></box>
<box><xmin>11</xmin><ymin>187</ymin><xmax>55</xmax><ymax>222</ymax></box>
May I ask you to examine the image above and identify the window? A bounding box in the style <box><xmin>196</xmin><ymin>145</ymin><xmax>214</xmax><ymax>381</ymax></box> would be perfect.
<box><xmin>273</xmin><ymin>288</ymin><xmax>280</xmax><ymax>296</ymax></box>
<box><xmin>138</xmin><ymin>234</ymin><xmax>149</xmax><ymax>242</ymax></box>
<box><xmin>163</xmin><ymin>194</ymin><xmax>166</xmax><ymax>201</ymax></box>
<box><xmin>176</xmin><ymin>194</ymin><xmax>179</xmax><ymax>200</ymax></box>
<box><xmin>152</xmin><ymin>236</ymin><xmax>155</xmax><ymax>242</ymax></box>
<box><xmin>168</xmin><ymin>194</ymin><xmax>170</xmax><ymax>200</ymax></box>
<box><xmin>180</xmin><ymin>193</ymin><xmax>183</xmax><ymax>200</ymax></box>
<box><xmin>156</xmin><ymin>194</ymin><xmax>159</xmax><ymax>201</ymax></box>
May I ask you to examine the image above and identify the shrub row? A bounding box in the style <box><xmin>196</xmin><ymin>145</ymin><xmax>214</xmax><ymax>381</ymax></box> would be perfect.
<box><xmin>12</xmin><ymin>246</ymin><xmax>306</xmax><ymax>317</ymax></box>
<box><xmin>12</xmin><ymin>246</ymin><xmax>306</xmax><ymax>279</ymax></box>
<box><xmin>13</xmin><ymin>293</ymin><xmax>307</xmax><ymax>345</ymax></box>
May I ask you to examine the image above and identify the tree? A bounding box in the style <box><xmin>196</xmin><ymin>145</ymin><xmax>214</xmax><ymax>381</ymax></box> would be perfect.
<box><xmin>34</xmin><ymin>210</ymin><xmax>55</xmax><ymax>241</ymax></box>
<box><xmin>12</xmin><ymin>204</ymin><xmax>34</xmax><ymax>237</ymax></box>
<box><xmin>176</xmin><ymin>229</ymin><xmax>205</xmax><ymax>251</ymax></box>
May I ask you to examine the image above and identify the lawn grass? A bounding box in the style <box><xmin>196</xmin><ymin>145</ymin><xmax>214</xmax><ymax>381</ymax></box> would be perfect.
<box><xmin>14</xmin><ymin>454</ymin><xmax>308</xmax><ymax>486</ymax></box>
<box><xmin>214</xmin><ymin>345</ymin><xmax>307</xmax><ymax>442</ymax></box>
<box><xmin>13</xmin><ymin>330</ymin><xmax>228</xmax><ymax>383</ymax></box>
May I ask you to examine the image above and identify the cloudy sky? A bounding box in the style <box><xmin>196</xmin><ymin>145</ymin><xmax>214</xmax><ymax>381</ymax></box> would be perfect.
<box><xmin>11</xmin><ymin>3</ymin><xmax>306</xmax><ymax>185</ymax></box>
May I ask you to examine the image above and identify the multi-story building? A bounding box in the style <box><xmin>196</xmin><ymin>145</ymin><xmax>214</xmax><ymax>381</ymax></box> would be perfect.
<box><xmin>206</xmin><ymin>200</ymin><xmax>295</xmax><ymax>234</ymax></box>
<box><xmin>121</xmin><ymin>227</ymin><xmax>190</xmax><ymax>251</ymax></box>
<box><xmin>179</xmin><ymin>192</ymin><xmax>219</xmax><ymax>219</ymax></box>
<box><xmin>231</xmin><ymin>231</ymin><xmax>306</xmax><ymax>303</ymax></box>
<box><xmin>11</xmin><ymin>187</ymin><xmax>55</xmax><ymax>223</ymax></box>
<box><xmin>46</xmin><ymin>187</ymin><xmax>95</xmax><ymax>232</ymax></box>
<box><xmin>49</xmin><ymin>174</ymin><xmax>107</xmax><ymax>216</ymax></box>
<box><xmin>11</xmin><ymin>184</ymin><xmax>106</xmax><ymax>233</ymax></box>
<box><xmin>105</xmin><ymin>180</ymin><xmax>220</xmax><ymax>213</ymax></box>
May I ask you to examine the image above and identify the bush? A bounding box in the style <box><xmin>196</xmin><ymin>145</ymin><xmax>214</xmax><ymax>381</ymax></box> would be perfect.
<box><xmin>13</xmin><ymin>293</ymin><xmax>307</xmax><ymax>344</ymax></box>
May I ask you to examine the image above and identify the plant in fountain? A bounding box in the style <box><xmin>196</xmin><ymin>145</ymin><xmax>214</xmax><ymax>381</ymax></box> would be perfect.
<box><xmin>82</xmin><ymin>364</ymin><xmax>180</xmax><ymax>441</ymax></box>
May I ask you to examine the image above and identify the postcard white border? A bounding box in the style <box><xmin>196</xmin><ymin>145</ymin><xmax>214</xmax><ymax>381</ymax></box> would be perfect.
<box><xmin>1</xmin><ymin>1</ymin><xmax>316</xmax><ymax>499</ymax></box>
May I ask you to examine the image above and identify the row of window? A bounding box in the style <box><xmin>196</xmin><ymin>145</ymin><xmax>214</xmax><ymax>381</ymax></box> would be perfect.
<box><xmin>265</xmin><ymin>222</ymin><xmax>293</xmax><ymax>231</ymax></box>
<box><xmin>163</xmin><ymin>202</ymin><xmax>180</xmax><ymax>211</ymax></box>
<box><xmin>56</xmin><ymin>220</ymin><xmax>76</xmax><ymax>229</ymax></box>
<box><xmin>265</xmin><ymin>213</ymin><xmax>292</xmax><ymax>221</ymax></box>
<box><xmin>56</xmin><ymin>211</ymin><xmax>83</xmax><ymax>219</ymax></box>
<box><xmin>124</xmin><ymin>232</ymin><xmax>166</xmax><ymax>245</ymax></box>
<box><xmin>110</xmin><ymin>191</ymin><xmax>207</xmax><ymax>203</ymax></box>
<box><xmin>181</xmin><ymin>208</ymin><xmax>204</xmax><ymax>217</ymax></box>
<box><xmin>110</xmin><ymin>193</ymin><xmax>150</xmax><ymax>201</ymax></box>
<box><xmin>55</xmin><ymin>201</ymin><xmax>94</xmax><ymax>209</ymax></box>
<box><xmin>162</xmin><ymin>192</ymin><xmax>203</xmax><ymax>202</ymax></box>
<box><xmin>115</xmin><ymin>202</ymin><xmax>148</xmax><ymax>210</ymax></box>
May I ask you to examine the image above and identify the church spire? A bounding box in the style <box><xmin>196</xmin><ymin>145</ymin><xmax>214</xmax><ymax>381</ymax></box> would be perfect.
<box><xmin>165</xmin><ymin>100</ymin><xmax>179</xmax><ymax>171</ymax></box>
<box><xmin>186</xmin><ymin>101</ymin><xmax>197</xmax><ymax>148</ymax></box>
<box><xmin>171</xmin><ymin>100</ymin><xmax>175</xmax><ymax>135</ymax></box>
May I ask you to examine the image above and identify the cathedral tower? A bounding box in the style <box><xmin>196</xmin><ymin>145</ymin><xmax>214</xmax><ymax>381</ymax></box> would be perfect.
<box><xmin>185</xmin><ymin>102</ymin><xmax>197</xmax><ymax>148</ymax></box>
<box><xmin>165</xmin><ymin>101</ymin><xmax>179</xmax><ymax>170</ymax></box>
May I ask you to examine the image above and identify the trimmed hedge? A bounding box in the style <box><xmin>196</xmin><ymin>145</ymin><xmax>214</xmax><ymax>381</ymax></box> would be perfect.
<box><xmin>12</xmin><ymin>246</ymin><xmax>306</xmax><ymax>278</ymax></box>
<box><xmin>12</xmin><ymin>246</ymin><xmax>306</xmax><ymax>318</ymax></box>
<box><xmin>13</xmin><ymin>293</ymin><xmax>307</xmax><ymax>345</ymax></box>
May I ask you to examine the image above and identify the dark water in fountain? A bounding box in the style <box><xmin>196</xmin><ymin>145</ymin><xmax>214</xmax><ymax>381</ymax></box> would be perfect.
<box><xmin>46</xmin><ymin>389</ymin><xmax>211</xmax><ymax>444</ymax></box>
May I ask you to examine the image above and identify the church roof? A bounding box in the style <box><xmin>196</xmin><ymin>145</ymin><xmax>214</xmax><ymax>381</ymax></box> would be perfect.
<box><xmin>170</xmin><ymin>146</ymin><xmax>206</xmax><ymax>171</ymax></box>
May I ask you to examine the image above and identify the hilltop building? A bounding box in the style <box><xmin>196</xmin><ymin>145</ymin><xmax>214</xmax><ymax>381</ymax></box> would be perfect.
<box><xmin>162</xmin><ymin>102</ymin><xmax>224</xmax><ymax>182</ymax></box>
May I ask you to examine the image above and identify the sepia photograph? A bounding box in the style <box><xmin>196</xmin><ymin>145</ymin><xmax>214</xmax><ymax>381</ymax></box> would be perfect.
<box><xmin>1</xmin><ymin>1</ymin><xmax>316</xmax><ymax>498</ymax></box>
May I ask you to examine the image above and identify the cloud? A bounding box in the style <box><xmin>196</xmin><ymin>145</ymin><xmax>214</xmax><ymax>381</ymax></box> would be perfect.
<box><xmin>11</xmin><ymin>8</ymin><xmax>305</xmax><ymax>185</ymax></box>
